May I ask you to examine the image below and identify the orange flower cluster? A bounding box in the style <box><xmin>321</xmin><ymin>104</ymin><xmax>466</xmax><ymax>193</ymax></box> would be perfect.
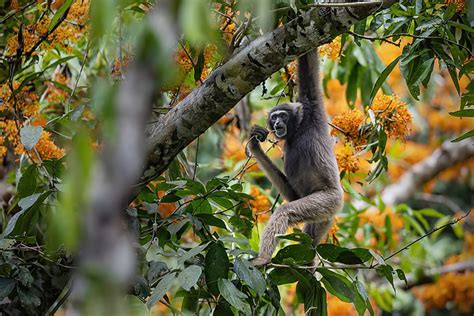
<box><xmin>169</xmin><ymin>45</ymin><xmax>217</xmax><ymax>101</ymax></box>
<box><xmin>319</xmin><ymin>37</ymin><xmax>342</xmax><ymax>60</ymax></box>
<box><xmin>446</xmin><ymin>0</ymin><xmax>466</xmax><ymax>12</ymax></box>
<box><xmin>282</xmin><ymin>60</ymin><xmax>297</xmax><ymax>82</ymax></box>
<box><xmin>0</xmin><ymin>136</ymin><xmax>6</xmax><ymax>157</ymax></box>
<box><xmin>415</xmin><ymin>232</ymin><xmax>474</xmax><ymax>313</ymax></box>
<box><xmin>371</xmin><ymin>94</ymin><xmax>412</xmax><ymax>139</ymax></box>
<box><xmin>0</xmin><ymin>119</ymin><xmax>64</xmax><ymax>160</ymax></box>
<box><xmin>331</xmin><ymin>109</ymin><xmax>366</xmax><ymax>146</ymax></box>
<box><xmin>44</xmin><ymin>72</ymin><xmax>70</xmax><ymax>105</ymax></box>
<box><xmin>112</xmin><ymin>54</ymin><xmax>133</xmax><ymax>78</ymax></box>
<box><xmin>335</xmin><ymin>143</ymin><xmax>361</xmax><ymax>173</ymax></box>
<box><xmin>6</xmin><ymin>0</ymin><xmax>89</xmax><ymax>56</ymax></box>
<box><xmin>0</xmin><ymin>81</ymin><xmax>64</xmax><ymax>160</ymax></box>
<box><xmin>249</xmin><ymin>186</ymin><xmax>271</xmax><ymax>222</ymax></box>
<box><xmin>0</xmin><ymin>82</ymin><xmax>39</xmax><ymax>116</ymax></box>
<box><xmin>415</xmin><ymin>272</ymin><xmax>474</xmax><ymax>312</ymax></box>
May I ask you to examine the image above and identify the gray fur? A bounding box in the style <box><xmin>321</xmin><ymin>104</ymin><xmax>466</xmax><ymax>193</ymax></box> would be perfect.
<box><xmin>248</xmin><ymin>51</ymin><xmax>343</xmax><ymax>265</ymax></box>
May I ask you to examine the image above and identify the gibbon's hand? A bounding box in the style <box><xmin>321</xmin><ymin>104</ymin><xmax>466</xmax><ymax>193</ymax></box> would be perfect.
<box><xmin>250</xmin><ymin>125</ymin><xmax>269</xmax><ymax>143</ymax></box>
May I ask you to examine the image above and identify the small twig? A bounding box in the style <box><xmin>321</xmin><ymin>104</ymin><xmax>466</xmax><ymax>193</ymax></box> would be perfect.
<box><xmin>347</xmin><ymin>30</ymin><xmax>400</xmax><ymax>46</ymax></box>
<box><xmin>306</xmin><ymin>1</ymin><xmax>383</xmax><ymax>7</ymax></box>
<box><xmin>192</xmin><ymin>136</ymin><xmax>200</xmax><ymax>180</ymax></box>
<box><xmin>383</xmin><ymin>209</ymin><xmax>471</xmax><ymax>262</ymax></box>
<box><xmin>65</xmin><ymin>43</ymin><xmax>89</xmax><ymax>113</ymax></box>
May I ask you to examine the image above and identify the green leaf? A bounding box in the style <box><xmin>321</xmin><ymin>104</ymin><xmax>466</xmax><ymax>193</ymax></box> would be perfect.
<box><xmin>317</xmin><ymin>244</ymin><xmax>372</xmax><ymax>264</ymax></box>
<box><xmin>147</xmin><ymin>273</ymin><xmax>176</xmax><ymax>309</ymax></box>
<box><xmin>194</xmin><ymin>51</ymin><xmax>205</xmax><ymax>82</ymax></box>
<box><xmin>0</xmin><ymin>278</ymin><xmax>16</xmax><ymax>298</ymax></box>
<box><xmin>369</xmin><ymin>56</ymin><xmax>400</xmax><ymax>104</ymax></box>
<box><xmin>396</xmin><ymin>269</ymin><xmax>407</xmax><ymax>286</ymax></box>
<box><xmin>204</xmin><ymin>242</ymin><xmax>230</xmax><ymax>295</ymax></box>
<box><xmin>178</xmin><ymin>265</ymin><xmax>202</xmax><ymax>291</ymax></box>
<box><xmin>17</xmin><ymin>165</ymin><xmax>39</xmax><ymax>198</ymax></box>
<box><xmin>195</xmin><ymin>214</ymin><xmax>227</xmax><ymax>229</ymax></box>
<box><xmin>353</xmin><ymin>281</ymin><xmax>368</xmax><ymax>316</ymax></box>
<box><xmin>18</xmin><ymin>266</ymin><xmax>34</xmax><ymax>287</ymax></box>
<box><xmin>186</xmin><ymin>179</ymin><xmax>206</xmax><ymax>195</ymax></box>
<box><xmin>20</xmin><ymin>125</ymin><xmax>43</xmax><ymax>151</ymax></box>
<box><xmin>296</xmin><ymin>277</ymin><xmax>327</xmax><ymax>316</ymax></box>
<box><xmin>449</xmin><ymin>109</ymin><xmax>474</xmax><ymax>117</ymax></box>
<box><xmin>217</xmin><ymin>279</ymin><xmax>251</xmax><ymax>314</ymax></box>
<box><xmin>48</xmin><ymin>0</ymin><xmax>74</xmax><ymax>32</ymax></box>
<box><xmin>273</xmin><ymin>244</ymin><xmax>316</xmax><ymax>265</ymax></box>
<box><xmin>277</xmin><ymin>230</ymin><xmax>313</xmax><ymax>245</ymax></box>
<box><xmin>234</xmin><ymin>257</ymin><xmax>266</xmax><ymax>296</ymax></box>
<box><xmin>346</xmin><ymin>63</ymin><xmax>359</xmax><ymax>108</ymax></box>
<box><xmin>452</xmin><ymin>130</ymin><xmax>474</xmax><ymax>142</ymax></box>
<box><xmin>376</xmin><ymin>265</ymin><xmax>396</xmax><ymax>292</ymax></box>
<box><xmin>317</xmin><ymin>268</ymin><xmax>355</xmax><ymax>303</ymax></box>
<box><xmin>178</xmin><ymin>242</ymin><xmax>210</xmax><ymax>265</ymax></box>
<box><xmin>269</xmin><ymin>267</ymin><xmax>299</xmax><ymax>285</ymax></box>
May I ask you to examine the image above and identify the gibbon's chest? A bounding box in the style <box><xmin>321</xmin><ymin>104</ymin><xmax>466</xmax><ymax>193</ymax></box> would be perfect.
<box><xmin>284</xmin><ymin>140</ymin><xmax>328</xmax><ymax>195</ymax></box>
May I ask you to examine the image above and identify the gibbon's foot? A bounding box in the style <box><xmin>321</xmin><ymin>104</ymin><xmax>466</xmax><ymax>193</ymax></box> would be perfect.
<box><xmin>251</xmin><ymin>256</ymin><xmax>271</xmax><ymax>267</ymax></box>
<box><xmin>250</xmin><ymin>125</ymin><xmax>269</xmax><ymax>143</ymax></box>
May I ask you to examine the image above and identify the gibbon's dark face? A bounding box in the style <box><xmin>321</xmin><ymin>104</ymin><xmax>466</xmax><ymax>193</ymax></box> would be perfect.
<box><xmin>268</xmin><ymin>103</ymin><xmax>302</xmax><ymax>139</ymax></box>
<box><xmin>269</xmin><ymin>110</ymin><xmax>290</xmax><ymax>138</ymax></box>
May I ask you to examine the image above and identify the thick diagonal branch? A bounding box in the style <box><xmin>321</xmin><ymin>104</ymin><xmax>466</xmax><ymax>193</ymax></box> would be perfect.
<box><xmin>145</xmin><ymin>1</ymin><xmax>396</xmax><ymax>176</ymax></box>
<box><xmin>382</xmin><ymin>138</ymin><xmax>474</xmax><ymax>205</ymax></box>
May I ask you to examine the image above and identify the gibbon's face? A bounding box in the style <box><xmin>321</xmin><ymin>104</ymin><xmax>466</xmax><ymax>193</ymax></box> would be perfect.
<box><xmin>269</xmin><ymin>110</ymin><xmax>290</xmax><ymax>139</ymax></box>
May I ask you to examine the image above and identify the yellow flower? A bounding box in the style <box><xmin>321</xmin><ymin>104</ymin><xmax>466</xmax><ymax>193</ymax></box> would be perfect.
<box><xmin>331</xmin><ymin>109</ymin><xmax>366</xmax><ymax>146</ymax></box>
<box><xmin>249</xmin><ymin>186</ymin><xmax>271</xmax><ymax>222</ymax></box>
<box><xmin>319</xmin><ymin>36</ymin><xmax>342</xmax><ymax>60</ymax></box>
<box><xmin>446</xmin><ymin>0</ymin><xmax>466</xmax><ymax>12</ymax></box>
<box><xmin>335</xmin><ymin>143</ymin><xmax>360</xmax><ymax>173</ymax></box>
<box><xmin>0</xmin><ymin>136</ymin><xmax>6</xmax><ymax>158</ymax></box>
<box><xmin>370</xmin><ymin>94</ymin><xmax>412</xmax><ymax>139</ymax></box>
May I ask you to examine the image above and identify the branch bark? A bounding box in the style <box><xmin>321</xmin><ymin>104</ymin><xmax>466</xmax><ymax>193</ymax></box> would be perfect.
<box><xmin>144</xmin><ymin>1</ymin><xmax>397</xmax><ymax>178</ymax></box>
<box><xmin>382</xmin><ymin>138</ymin><xmax>474</xmax><ymax>205</ymax></box>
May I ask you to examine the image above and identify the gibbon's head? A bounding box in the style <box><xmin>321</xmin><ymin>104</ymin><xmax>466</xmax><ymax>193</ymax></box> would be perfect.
<box><xmin>267</xmin><ymin>102</ymin><xmax>303</xmax><ymax>139</ymax></box>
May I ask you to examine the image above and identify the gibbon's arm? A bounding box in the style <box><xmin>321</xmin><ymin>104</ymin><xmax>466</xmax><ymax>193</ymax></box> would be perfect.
<box><xmin>248</xmin><ymin>135</ymin><xmax>299</xmax><ymax>202</ymax></box>
<box><xmin>297</xmin><ymin>51</ymin><xmax>328</xmax><ymax>130</ymax></box>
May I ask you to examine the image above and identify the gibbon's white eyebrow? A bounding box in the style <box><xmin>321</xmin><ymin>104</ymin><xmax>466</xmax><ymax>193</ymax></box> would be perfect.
<box><xmin>270</xmin><ymin>110</ymin><xmax>288</xmax><ymax>118</ymax></box>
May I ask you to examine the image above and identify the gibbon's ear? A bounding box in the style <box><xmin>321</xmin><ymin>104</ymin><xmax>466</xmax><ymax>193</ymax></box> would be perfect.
<box><xmin>289</xmin><ymin>102</ymin><xmax>303</xmax><ymax>126</ymax></box>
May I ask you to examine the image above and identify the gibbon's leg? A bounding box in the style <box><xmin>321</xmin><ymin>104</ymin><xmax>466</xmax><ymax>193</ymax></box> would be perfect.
<box><xmin>248</xmin><ymin>126</ymin><xmax>299</xmax><ymax>202</ymax></box>
<box><xmin>303</xmin><ymin>220</ymin><xmax>333</xmax><ymax>246</ymax></box>
<box><xmin>254</xmin><ymin>188</ymin><xmax>342</xmax><ymax>265</ymax></box>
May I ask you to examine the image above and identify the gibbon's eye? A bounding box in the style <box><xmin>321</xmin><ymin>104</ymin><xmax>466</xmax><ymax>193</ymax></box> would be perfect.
<box><xmin>280</xmin><ymin>112</ymin><xmax>289</xmax><ymax>120</ymax></box>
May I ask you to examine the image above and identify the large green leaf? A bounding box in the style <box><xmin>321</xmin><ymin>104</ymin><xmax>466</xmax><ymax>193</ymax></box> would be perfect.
<box><xmin>269</xmin><ymin>267</ymin><xmax>299</xmax><ymax>285</ymax></box>
<box><xmin>217</xmin><ymin>279</ymin><xmax>251</xmax><ymax>314</ymax></box>
<box><xmin>273</xmin><ymin>244</ymin><xmax>316</xmax><ymax>265</ymax></box>
<box><xmin>178</xmin><ymin>265</ymin><xmax>202</xmax><ymax>291</ymax></box>
<box><xmin>317</xmin><ymin>268</ymin><xmax>355</xmax><ymax>303</ymax></box>
<box><xmin>369</xmin><ymin>56</ymin><xmax>400</xmax><ymax>104</ymax></box>
<box><xmin>317</xmin><ymin>244</ymin><xmax>372</xmax><ymax>264</ymax></box>
<box><xmin>296</xmin><ymin>277</ymin><xmax>327</xmax><ymax>316</ymax></box>
<box><xmin>204</xmin><ymin>242</ymin><xmax>229</xmax><ymax>295</ymax></box>
<box><xmin>234</xmin><ymin>257</ymin><xmax>266</xmax><ymax>296</ymax></box>
<box><xmin>147</xmin><ymin>273</ymin><xmax>176</xmax><ymax>309</ymax></box>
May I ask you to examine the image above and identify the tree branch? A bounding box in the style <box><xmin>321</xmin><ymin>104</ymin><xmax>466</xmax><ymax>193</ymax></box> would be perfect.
<box><xmin>382</xmin><ymin>138</ymin><xmax>474</xmax><ymax>205</ymax></box>
<box><xmin>144</xmin><ymin>1</ymin><xmax>397</xmax><ymax>179</ymax></box>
